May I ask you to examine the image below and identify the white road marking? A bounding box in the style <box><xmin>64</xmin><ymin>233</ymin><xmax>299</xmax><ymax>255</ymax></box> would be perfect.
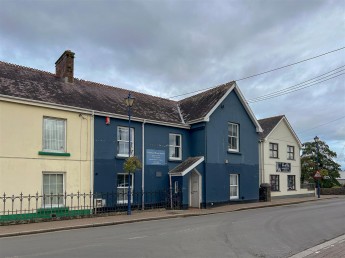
<box><xmin>128</xmin><ymin>235</ymin><xmax>148</xmax><ymax>240</ymax></box>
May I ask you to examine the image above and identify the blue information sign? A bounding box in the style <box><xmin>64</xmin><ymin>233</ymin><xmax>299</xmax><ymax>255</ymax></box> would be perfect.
<box><xmin>146</xmin><ymin>149</ymin><xmax>166</xmax><ymax>165</ymax></box>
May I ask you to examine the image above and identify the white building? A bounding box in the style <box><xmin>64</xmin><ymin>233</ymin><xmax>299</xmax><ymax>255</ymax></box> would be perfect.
<box><xmin>337</xmin><ymin>171</ymin><xmax>345</xmax><ymax>186</ymax></box>
<box><xmin>258</xmin><ymin>115</ymin><xmax>314</xmax><ymax>198</ymax></box>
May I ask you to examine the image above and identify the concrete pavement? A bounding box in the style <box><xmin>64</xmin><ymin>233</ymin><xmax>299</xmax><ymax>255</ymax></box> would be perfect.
<box><xmin>0</xmin><ymin>195</ymin><xmax>342</xmax><ymax>238</ymax></box>
<box><xmin>289</xmin><ymin>233</ymin><xmax>345</xmax><ymax>258</ymax></box>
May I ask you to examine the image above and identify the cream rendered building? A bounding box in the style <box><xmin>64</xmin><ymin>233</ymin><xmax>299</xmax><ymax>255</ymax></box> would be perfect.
<box><xmin>258</xmin><ymin>115</ymin><xmax>314</xmax><ymax>198</ymax></box>
<box><xmin>0</xmin><ymin>99</ymin><xmax>93</xmax><ymax>197</ymax></box>
<box><xmin>0</xmin><ymin>51</ymin><xmax>93</xmax><ymax>214</ymax></box>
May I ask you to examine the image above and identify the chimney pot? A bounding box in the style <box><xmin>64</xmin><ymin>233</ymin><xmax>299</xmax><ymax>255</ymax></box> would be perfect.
<box><xmin>55</xmin><ymin>50</ymin><xmax>75</xmax><ymax>83</ymax></box>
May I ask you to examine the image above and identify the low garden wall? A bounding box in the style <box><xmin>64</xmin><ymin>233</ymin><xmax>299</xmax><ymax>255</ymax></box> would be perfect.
<box><xmin>320</xmin><ymin>187</ymin><xmax>345</xmax><ymax>195</ymax></box>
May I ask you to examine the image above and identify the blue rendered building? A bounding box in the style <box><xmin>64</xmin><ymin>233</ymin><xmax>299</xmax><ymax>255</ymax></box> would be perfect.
<box><xmin>93</xmin><ymin>81</ymin><xmax>262</xmax><ymax>208</ymax></box>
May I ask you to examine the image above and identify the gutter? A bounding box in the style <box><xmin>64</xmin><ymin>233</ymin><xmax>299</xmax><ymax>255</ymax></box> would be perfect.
<box><xmin>142</xmin><ymin>119</ymin><xmax>146</xmax><ymax>210</ymax></box>
<box><xmin>0</xmin><ymin>95</ymin><xmax>190</xmax><ymax>129</ymax></box>
<box><xmin>0</xmin><ymin>94</ymin><xmax>93</xmax><ymax>114</ymax></box>
<box><xmin>259</xmin><ymin>139</ymin><xmax>265</xmax><ymax>185</ymax></box>
<box><xmin>90</xmin><ymin>111</ymin><xmax>94</xmax><ymax>196</ymax></box>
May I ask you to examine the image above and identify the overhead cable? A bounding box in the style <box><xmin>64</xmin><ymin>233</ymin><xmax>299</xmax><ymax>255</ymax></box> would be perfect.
<box><xmin>248</xmin><ymin>66</ymin><xmax>345</xmax><ymax>103</ymax></box>
<box><xmin>169</xmin><ymin>46</ymin><xmax>345</xmax><ymax>99</ymax></box>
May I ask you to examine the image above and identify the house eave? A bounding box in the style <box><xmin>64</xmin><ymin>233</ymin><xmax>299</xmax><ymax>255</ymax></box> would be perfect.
<box><xmin>0</xmin><ymin>94</ymin><xmax>191</xmax><ymax>129</ymax></box>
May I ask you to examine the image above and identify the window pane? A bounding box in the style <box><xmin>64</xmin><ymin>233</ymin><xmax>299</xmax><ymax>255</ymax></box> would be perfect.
<box><xmin>168</xmin><ymin>146</ymin><xmax>174</xmax><ymax>157</ymax></box>
<box><xmin>117</xmin><ymin>174</ymin><xmax>125</xmax><ymax>187</ymax></box>
<box><xmin>175</xmin><ymin>135</ymin><xmax>180</xmax><ymax>146</ymax></box>
<box><xmin>169</xmin><ymin>135</ymin><xmax>175</xmax><ymax>146</ymax></box>
<box><xmin>119</xmin><ymin>128</ymin><xmax>128</xmax><ymax>141</ymax></box>
<box><xmin>43</xmin><ymin>118</ymin><xmax>65</xmax><ymax>152</ymax></box>
<box><xmin>175</xmin><ymin>147</ymin><xmax>180</xmax><ymax>157</ymax></box>
<box><xmin>270</xmin><ymin>175</ymin><xmax>279</xmax><ymax>191</ymax></box>
<box><xmin>228</xmin><ymin>123</ymin><xmax>238</xmax><ymax>151</ymax></box>
<box><xmin>232</xmin><ymin>139</ymin><xmax>237</xmax><ymax>150</ymax></box>
<box><xmin>117</xmin><ymin>127</ymin><xmax>134</xmax><ymax>156</ymax></box>
<box><xmin>169</xmin><ymin>134</ymin><xmax>181</xmax><ymax>159</ymax></box>
<box><xmin>230</xmin><ymin>174</ymin><xmax>239</xmax><ymax>199</ymax></box>
<box><xmin>230</xmin><ymin>174</ymin><xmax>237</xmax><ymax>185</ymax></box>
<box><xmin>117</xmin><ymin>174</ymin><xmax>133</xmax><ymax>204</ymax></box>
<box><xmin>230</xmin><ymin>186</ymin><xmax>237</xmax><ymax>196</ymax></box>
<box><xmin>43</xmin><ymin>174</ymin><xmax>64</xmax><ymax>206</ymax></box>
<box><xmin>118</xmin><ymin>141</ymin><xmax>128</xmax><ymax>155</ymax></box>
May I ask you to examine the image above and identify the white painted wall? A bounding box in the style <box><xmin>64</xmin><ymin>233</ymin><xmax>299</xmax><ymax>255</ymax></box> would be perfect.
<box><xmin>259</xmin><ymin>118</ymin><xmax>313</xmax><ymax>197</ymax></box>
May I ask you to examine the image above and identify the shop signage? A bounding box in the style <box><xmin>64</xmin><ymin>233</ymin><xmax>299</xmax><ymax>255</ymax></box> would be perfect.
<box><xmin>146</xmin><ymin>149</ymin><xmax>166</xmax><ymax>165</ymax></box>
<box><xmin>276</xmin><ymin>162</ymin><xmax>291</xmax><ymax>172</ymax></box>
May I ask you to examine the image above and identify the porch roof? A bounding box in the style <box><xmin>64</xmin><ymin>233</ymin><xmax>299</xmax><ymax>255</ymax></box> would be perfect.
<box><xmin>168</xmin><ymin>156</ymin><xmax>204</xmax><ymax>176</ymax></box>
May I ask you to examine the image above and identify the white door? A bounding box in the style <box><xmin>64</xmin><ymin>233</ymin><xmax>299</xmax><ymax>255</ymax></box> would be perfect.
<box><xmin>190</xmin><ymin>171</ymin><xmax>200</xmax><ymax>208</ymax></box>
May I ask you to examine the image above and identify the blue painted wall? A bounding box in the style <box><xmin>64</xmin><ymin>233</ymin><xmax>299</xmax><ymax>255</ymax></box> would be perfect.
<box><xmin>204</xmin><ymin>90</ymin><xmax>260</xmax><ymax>204</ymax></box>
<box><xmin>94</xmin><ymin>116</ymin><xmax>142</xmax><ymax>196</ymax></box>
<box><xmin>94</xmin><ymin>116</ymin><xmax>191</xmax><ymax>205</ymax></box>
<box><xmin>94</xmin><ymin>88</ymin><xmax>260</xmax><ymax>207</ymax></box>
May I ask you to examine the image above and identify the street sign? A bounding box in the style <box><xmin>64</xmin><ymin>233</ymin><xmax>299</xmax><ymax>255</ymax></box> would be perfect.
<box><xmin>314</xmin><ymin>171</ymin><xmax>322</xmax><ymax>179</ymax></box>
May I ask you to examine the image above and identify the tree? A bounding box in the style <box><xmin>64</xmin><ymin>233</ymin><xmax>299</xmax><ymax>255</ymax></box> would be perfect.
<box><xmin>123</xmin><ymin>156</ymin><xmax>142</xmax><ymax>174</ymax></box>
<box><xmin>301</xmin><ymin>138</ymin><xmax>341</xmax><ymax>188</ymax></box>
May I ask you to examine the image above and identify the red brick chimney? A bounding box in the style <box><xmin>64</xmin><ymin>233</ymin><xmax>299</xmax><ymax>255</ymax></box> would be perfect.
<box><xmin>55</xmin><ymin>50</ymin><xmax>75</xmax><ymax>83</ymax></box>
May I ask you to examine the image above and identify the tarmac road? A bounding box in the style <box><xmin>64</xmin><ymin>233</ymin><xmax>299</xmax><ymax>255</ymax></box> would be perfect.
<box><xmin>0</xmin><ymin>198</ymin><xmax>344</xmax><ymax>258</ymax></box>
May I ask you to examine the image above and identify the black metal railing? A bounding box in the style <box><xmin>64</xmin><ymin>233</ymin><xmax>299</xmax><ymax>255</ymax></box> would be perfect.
<box><xmin>0</xmin><ymin>190</ymin><xmax>182</xmax><ymax>224</ymax></box>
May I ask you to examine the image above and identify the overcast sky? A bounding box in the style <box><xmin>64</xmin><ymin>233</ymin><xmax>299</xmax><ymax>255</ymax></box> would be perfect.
<box><xmin>1</xmin><ymin>0</ymin><xmax>344</xmax><ymax>169</ymax></box>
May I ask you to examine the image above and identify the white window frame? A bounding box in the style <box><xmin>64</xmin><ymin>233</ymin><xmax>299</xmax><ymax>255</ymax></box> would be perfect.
<box><xmin>42</xmin><ymin>172</ymin><xmax>65</xmax><ymax>208</ymax></box>
<box><xmin>43</xmin><ymin>117</ymin><xmax>67</xmax><ymax>153</ymax></box>
<box><xmin>169</xmin><ymin>133</ymin><xmax>182</xmax><ymax>160</ymax></box>
<box><xmin>116</xmin><ymin>173</ymin><xmax>134</xmax><ymax>204</ymax></box>
<box><xmin>230</xmin><ymin>174</ymin><xmax>239</xmax><ymax>200</ymax></box>
<box><xmin>287</xmin><ymin>145</ymin><xmax>295</xmax><ymax>160</ymax></box>
<box><xmin>117</xmin><ymin>126</ymin><xmax>134</xmax><ymax>157</ymax></box>
<box><xmin>228</xmin><ymin>123</ymin><xmax>239</xmax><ymax>152</ymax></box>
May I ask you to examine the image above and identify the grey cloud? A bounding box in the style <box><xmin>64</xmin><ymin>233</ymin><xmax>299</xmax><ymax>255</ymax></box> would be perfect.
<box><xmin>0</xmin><ymin>0</ymin><xmax>344</xmax><ymax>167</ymax></box>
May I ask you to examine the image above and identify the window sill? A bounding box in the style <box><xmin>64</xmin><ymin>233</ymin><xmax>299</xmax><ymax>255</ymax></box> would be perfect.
<box><xmin>169</xmin><ymin>159</ymin><xmax>182</xmax><ymax>162</ymax></box>
<box><xmin>287</xmin><ymin>189</ymin><xmax>296</xmax><ymax>191</ymax></box>
<box><xmin>269</xmin><ymin>157</ymin><xmax>279</xmax><ymax>159</ymax></box>
<box><xmin>227</xmin><ymin>151</ymin><xmax>241</xmax><ymax>155</ymax></box>
<box><xmin>38</xmin><ymin>151</ymin><xmax>70</xmax><ymax>157</ymax></box>
<box><xmin>116</xmin><ymin>155</ymin><xmax>135</xmax><ymax>159</ymax></box>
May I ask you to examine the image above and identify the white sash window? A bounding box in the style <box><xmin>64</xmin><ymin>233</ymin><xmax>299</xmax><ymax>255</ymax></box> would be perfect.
<box><xmin>117</xmin><ymin>126</ymin><xmax>134</xmax><ymax>157</ymax></box>
<box><xmin>43</xmin><ymin>173</ymin><xmax>64</xmax><ymax>207</ymax></box>
<box><xmin>169</xmin><ymin>134</ymin><xmax>182</xmax><ymax>160</ymax></box>
<box><xmin>43</xmin><ymin>117</ymin><xmax>66</xmax><ymax>152</ymax></box>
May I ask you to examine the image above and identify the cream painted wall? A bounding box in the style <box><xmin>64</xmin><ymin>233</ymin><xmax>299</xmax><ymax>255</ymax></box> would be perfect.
<box><xmin>0</xmin><ymin>100</ymin><xmax>93</xmax><ymax>204</ymax></box>
<box><xmin>259</xmin><ymin>119</ymin><xmax>313</xmax><ymax>197</ymax></box>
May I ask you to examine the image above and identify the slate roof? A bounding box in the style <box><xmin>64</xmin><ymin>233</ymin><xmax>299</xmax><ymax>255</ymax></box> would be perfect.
<box><xmin>168</xmin><ymin>156</ymin><xmax>204</xmax><ymax>175</ymax></box>
<box><xmin>258</xmin><ymin>115</ymin><xmax>285</xmax><ymax>139</ymax></box>
<box><xmin>178</xmin><ymin>82</ymin><xmax>234</xmax><ymax>122</ymax></box>
<box><xmin>0</xmin><ymin>61</ymin><xmax>236</xmax><ymax>126</ymax></box>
